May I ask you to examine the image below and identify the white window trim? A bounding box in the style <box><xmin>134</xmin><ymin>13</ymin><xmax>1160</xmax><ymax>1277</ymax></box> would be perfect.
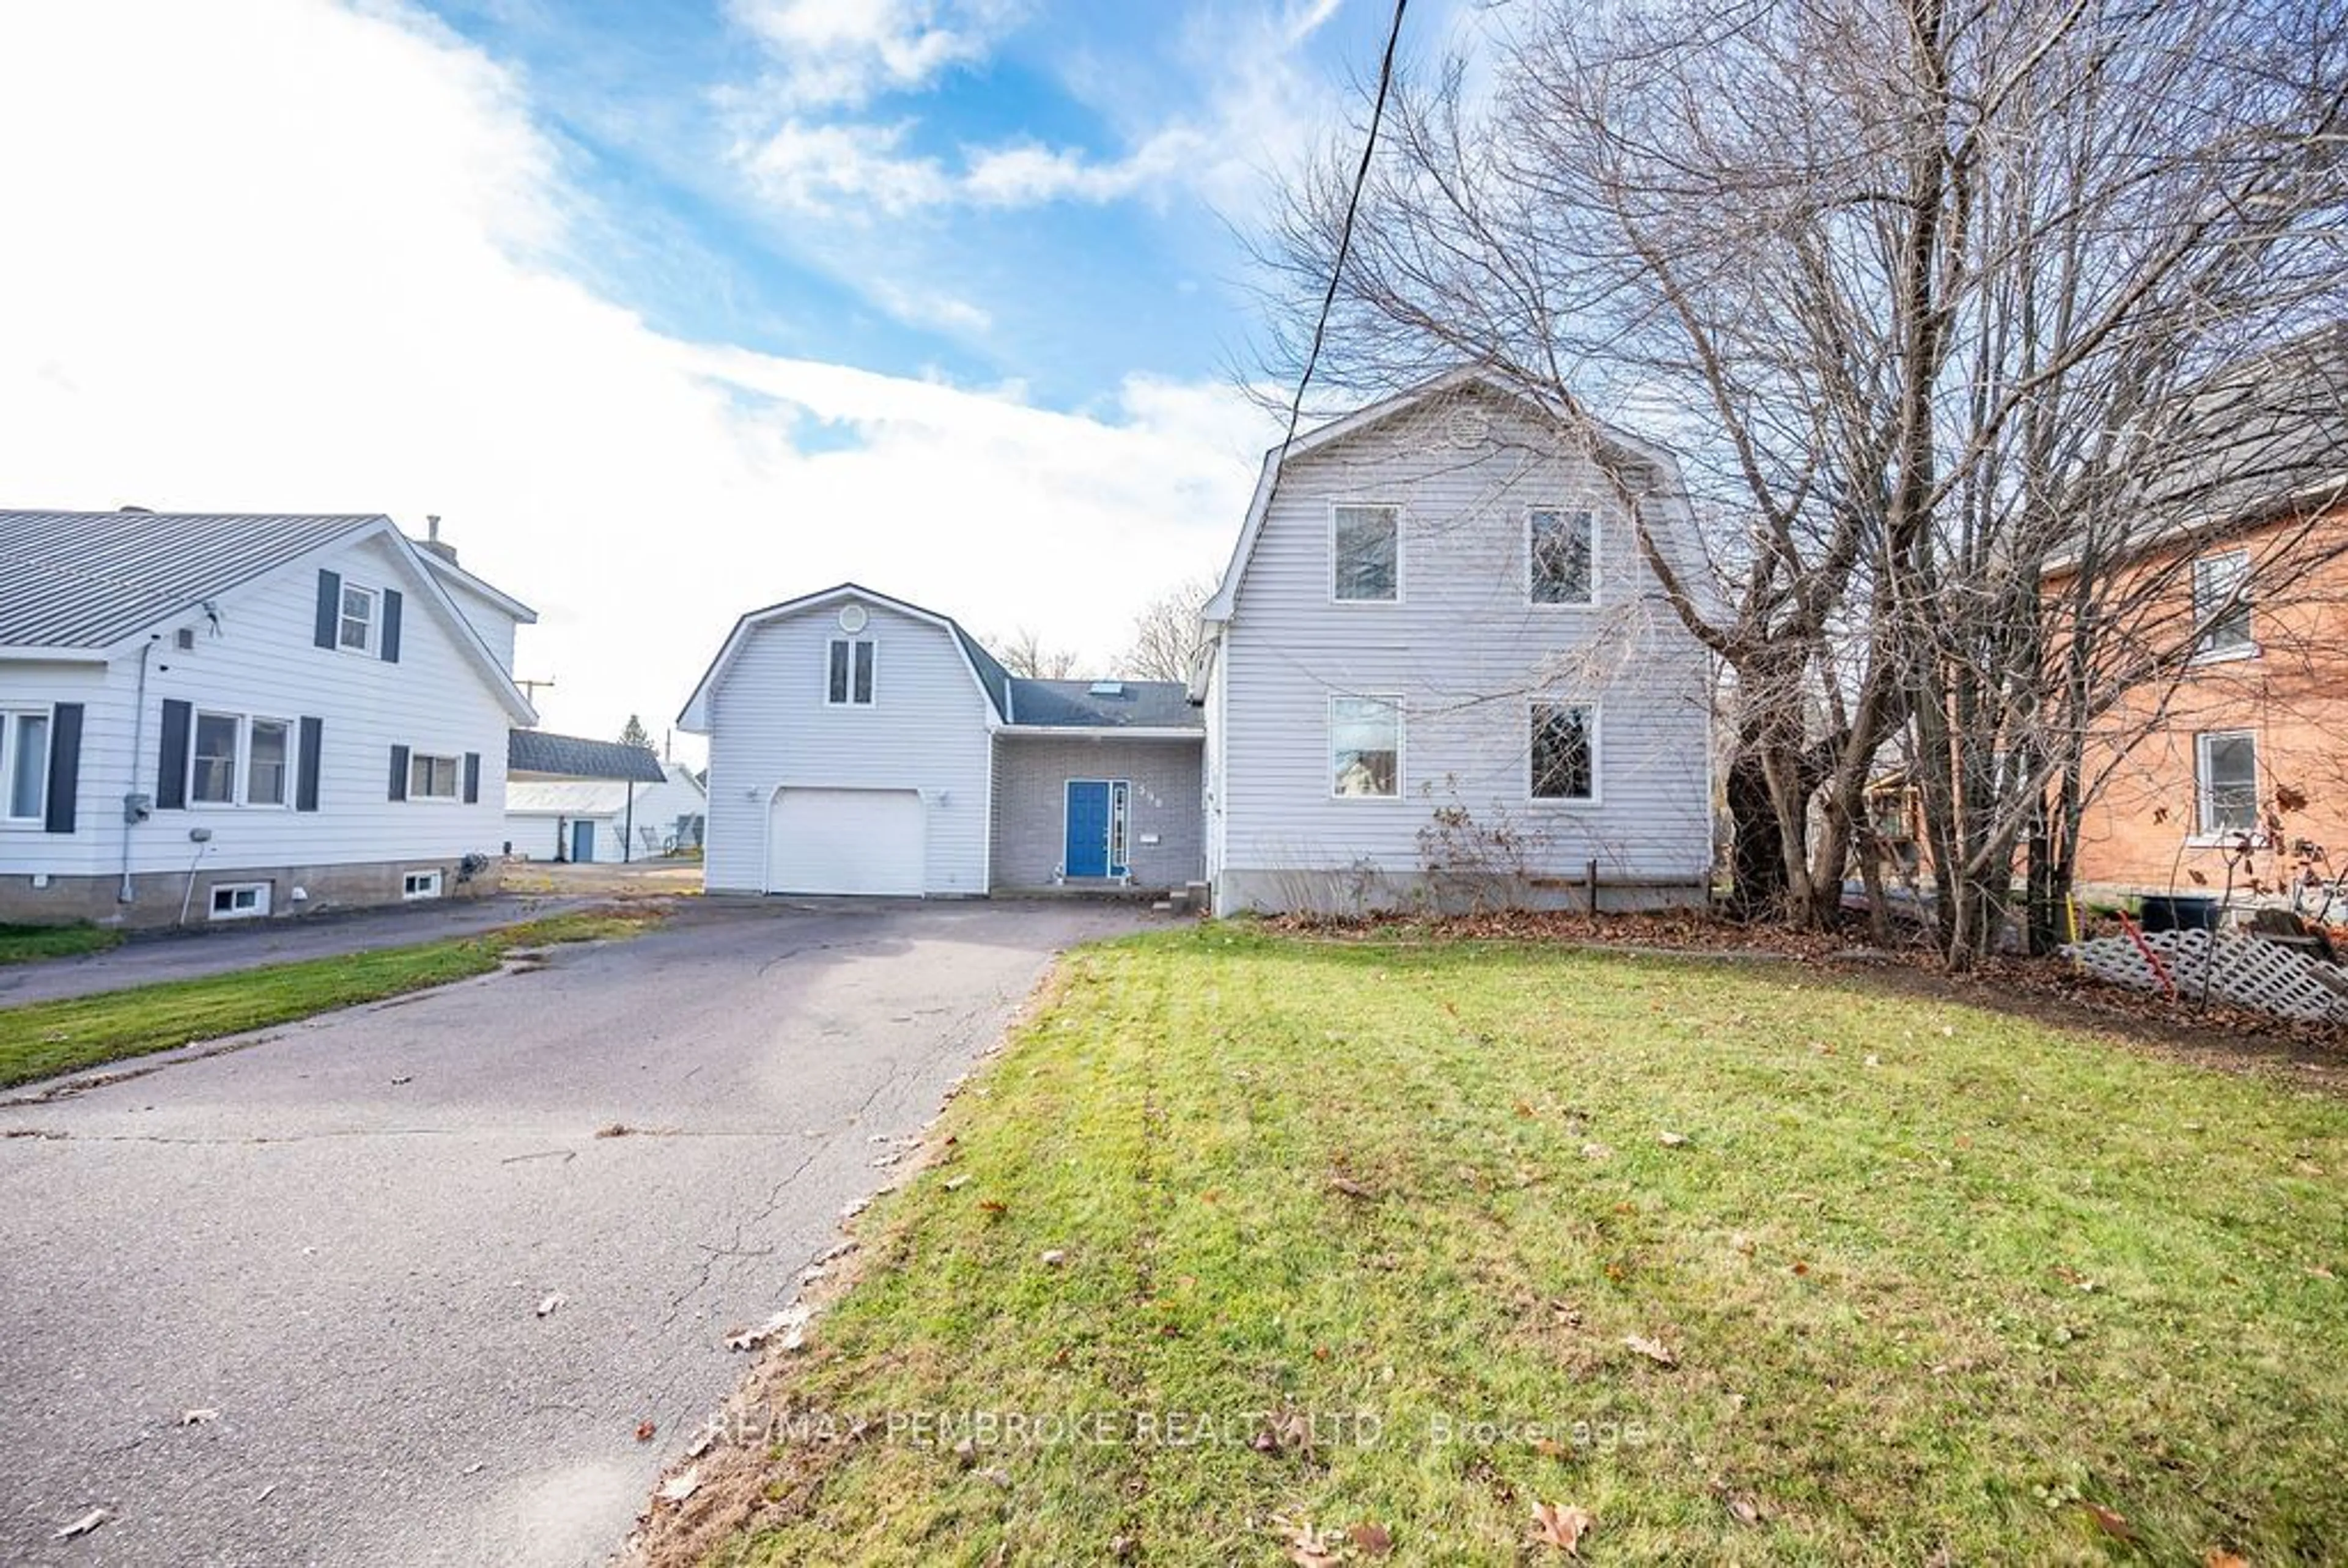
<box><xmin>825</xmin><ymin>636</ymin><xmax>879</xmax><ymax>708</ymax></box>
<box><xmin>1328</xmin><ymin>501</ymin><xmax>1405</xmax><ymax>606</ymax></box>
<box><xmin>1526</xmin><ymin>505</ymin><xmax>1601</xmax><ymax>609</ymax></box>
<box><xmin>209</xmin><ymin>882</ymin><xmax>272</xmax><ymax>921</ymax></box>
<box><xmin>2190</xmin><ymin>550</ymin><xmax>2258</xmax><ymax>665</ymax></box>
<box><xmin>402</xmin><ymin>869</ymin><xmax>444</xmax><ymax>900</ymax></box>
<box><xmin>408</xmin><ymin>751</ymin><xmax>463</xmax><ymax>803</ymax></box>
<box><xmin>1328</xmin><ymin>692</ymin><xmax>1405</xmax><ymax>801</ymax></box>
<box><xmin>337</xmin><ymin>583</ymin><xmax>379</xmax><ymax>655</ymax></box>
<box><xmin>2191</xmin><ymin>728</ymin><xmax>2261</xmax><ymax>841</ymax></box>
<box><xmin>245</xmin><ymin>716</ymin><xmax>294</xmax><ymax>809</ymax></box>
<box><xmin>1528</xmin><ymin>701</ymin><xmax>1604</xmax><ymax>806</ymax></box>
<box><xmin>188</xmin><ymin>712</ymin><xmax>296</xmax><ymax>811</ymax></box>
<box><xmin>1</xmin><ymin>705</ymin><xmax>51</xmax><ymax>826</ymax></box>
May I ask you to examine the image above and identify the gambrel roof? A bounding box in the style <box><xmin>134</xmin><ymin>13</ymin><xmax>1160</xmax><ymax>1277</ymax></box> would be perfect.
<box><xmin>1201</xmin><ymin>365</ymin><xmax>1693</xmax><ymax>626</ymax></box>
<box><xmin>676</xmin><ymin>583</ymin><xmax>1013</xmax><ymax>732</ymax></box>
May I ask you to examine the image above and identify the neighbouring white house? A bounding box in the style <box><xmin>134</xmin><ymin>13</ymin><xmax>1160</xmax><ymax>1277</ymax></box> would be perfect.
<box><xmin>677</xmin><ymin>584</ymin><xmax>1203</xmax><ymax>897</ymax></box>
<box><xmin>0</xmin><ymin>510</ymin><xmax>536</xmax><ymax>927</ymax></box>
<box><xmin>503</xmin><ymin>733</ymin><xmax>701</xmax><ymax>863</ymax></box>
<box><xmin>1195</xmin><ymin>367</ymin><xmax>1716</xmax><ymax>916</ymax></box>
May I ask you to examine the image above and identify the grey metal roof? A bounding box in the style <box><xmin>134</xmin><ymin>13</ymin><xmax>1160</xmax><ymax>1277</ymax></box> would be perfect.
<box><xmin>508</xmin><ymin>729</ymin><xmax>668</xmax><ymax>782</ymax></box>
<box><xmin>1005</xmin><ymin>679</ymin><xmax>1202</xmax><ymax>730</ymax></box>
<box><xmin>0</xmin><ymin>510</ymin><xmax>377</xmax><ymax>649</ymax></box>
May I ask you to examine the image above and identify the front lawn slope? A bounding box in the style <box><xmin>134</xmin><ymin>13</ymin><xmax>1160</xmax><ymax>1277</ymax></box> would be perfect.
<box><xmin>708</xmin><ymin>927</ymin><xmax>2348</xmax><ymax>1566</ymax></box>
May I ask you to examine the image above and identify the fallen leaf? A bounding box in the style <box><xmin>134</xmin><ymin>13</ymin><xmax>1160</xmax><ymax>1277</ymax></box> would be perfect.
<box><xmin>658</xmin><ymin>1467</ymin><xmax>701</xmax><ymax>1504</ymax></box>
<box><xmin>978</xmin><ymin>1198</ymin><xmax>1008</xmax><ymax>1217</ymax></box>
<box><xmin>1727</xmin><ymin>1493</ymin><xmax>1763</xmax><ymax>1525</ymax></box>
<box><xmin>1580</xmin><ymin>1142</ymin><xmax>1613</xmax><ymax>1161</ymax></box>
<box><xmin>725</xmin><ymin>1303</ymin><xmax>811</xmax><ymax>1352</ymax></box>
<box><xmin>635</xmin><ymin>1419</ymin><xmax>656</xmax><ymax>1443</ymax></box>
<box><xmin>2080</xmin><ymin>1502</ymin><xmax>2136</xmax><ymax>1541</ymax></box>
<box><xmin>1547</xmin><ymin>1299</ymin><xmax>1582</xmax><ymax>1327</ymax></box>
<box><xmin>685</xmin><ymin>1426</ymin><xmax>717</xmax><ymax>1459</ymax></box>
<box><xmin>1658</xmin><ymin>1130</ymin><xmax>1691</xmax><ymax>1147</ymax></box>
<box><xmin>1624</xmin><ymin>1333</ymin><xmax>1678</xmax><ymax>1368</ymax></box>
<box><xmin>1349</xmin><ymin>1521</ymin><xmax>1394</xmax><ymax>1556</ymax></box>
<box><xmin>1530</xmin><ymin>1500</ymin><xmax>1594</xmax><ymax>1553</ymax></box>
<box><xmin>1790</xmin><ymin>1261</ymin><xmax>1811</xmax><ymax>1277</ymax></box>
<box><xmin>180</xmin><ymin>1408</ymin><xmax>219</xmax><ymax>1426</ymax></box>
<box><xmin>595</xmin><ymin>1123</ymin><xmax>633</xmax><ymax>1138</ymax></box>
<box><xmin>1532</xmin><ymin>1437</ymin><xmax>1570</xmax><ymax>1458</ymax></box>
<box><xmin>2307</xmin><ymin>1265</ymin><xmax>2336</xmax><ymax>1281</ymax></box>
<box><xmin>1280</xmin><ymin>1519</ymin><xmax>1342</xmax><ymax>1567</ymax></box>
<box><xmin>53</xmin><ymin>1509</ymin><xmax>108</xmax><ymax>1541</ymax></box>
<box><xmin>1328</xmin><ymin>1174</ymin><xmax>1373</xmax><ymax>1199</ymax></box>
<box><xmin>2204</xmin><ymin>1551</ymin><xmax>2250</xmax><ymax>1567</ymax></box>
<box><xmin>389</xmin><ymin>1075</ymin><xmax>413</xmax><ymax>1086</ymax></box>
<box><xmin>534</xmin><ymin>1292</ymin><xmax>565</xmax><ymax>1319</ymax></box>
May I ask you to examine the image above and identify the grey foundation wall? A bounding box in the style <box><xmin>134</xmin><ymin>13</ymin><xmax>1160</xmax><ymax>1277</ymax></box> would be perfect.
<box><xmin>992</xmin><ymin>736</ymin><xmax>1204</xmax><ymax>891</ymax></box>
<box><xmin>0</xmin><ymin>857</ymin><xmax>505</xmax><ymax>930</ymax></box>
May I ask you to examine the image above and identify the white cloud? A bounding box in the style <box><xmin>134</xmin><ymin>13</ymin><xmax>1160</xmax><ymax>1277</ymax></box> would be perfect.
<box><xmin>731</xmin><ymin>0</ymin><xmax>1359</xmax><ymax>222</ymax></box>
<box><xmin>730</xmin><ymin>0</ymin><xmax>1016</xmax><ymax>109</ymax></box>
<box><xmin>0</xmin><ymin>0</ymin><xmax>1277</xmax><ymax>756</ymax></box>
<box><xmin>737</xmin><ymin>117</ymin><xmax>953</xmax><ymax>215</ymax></box>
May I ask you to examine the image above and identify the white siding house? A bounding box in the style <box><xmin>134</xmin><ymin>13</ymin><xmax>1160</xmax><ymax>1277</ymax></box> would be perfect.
<box><xmin>0</xmin><ymin>512</ymin><xmax>536</xmax><ymax>926</ymax></box>
<box><xmin>1198</xmin><ymin>370</ymin><xmax>1715</xmax><ymax>916</ymax></box>
<box><xmin>679</xmin><ymin>587</ymin><xmax>1003</xmax><ymax>896</ymax></box>
<box><xmin>679</xmin><ymin>586</ymin><xmax>1207</xmax><ymax>899</ymax></box>
<box><xmin>504</xmin><ymin>757</ymin><xmax>704</xmax><ymax>863</ymax></box>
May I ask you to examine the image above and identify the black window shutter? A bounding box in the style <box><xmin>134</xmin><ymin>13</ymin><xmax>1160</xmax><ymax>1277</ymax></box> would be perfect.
<box><xmin>315</xmin><ymin>570</ymin><xmax>341</xmax><ymax>649</ymax></box>
<box><xmin>462</xmin><ymin>751</ymin><xmax>481</xmax><ymax>804</ymax></box>
<box><xmin>388</xmin><ymin>744</ymin><xmax>409</xmax><ymax>802</ymax></box>
<box><xmin>43</xmin><ymin>702</ymin><xmax>83</xmax><ymax>834</ymax></box>
<box><xmin>381</xmin><ymin>589</ymin><xmax>402</xmax><ymax>663</ymax></box>
<box><xmin>157</xmin><ymin>699</ymin><xmax>191</xmax><ymax>809</ymax></box>
<box><xmin>297</xmin><ymin>716</ymin><xmax>323</xmax><ymax>812</ymax></box>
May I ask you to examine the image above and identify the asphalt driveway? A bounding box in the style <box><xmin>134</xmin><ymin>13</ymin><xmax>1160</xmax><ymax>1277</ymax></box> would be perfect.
<box><xmin>0</xmin><ymin>898</ymin><xmax>1151</xmax><ymax>1566</ymax></box>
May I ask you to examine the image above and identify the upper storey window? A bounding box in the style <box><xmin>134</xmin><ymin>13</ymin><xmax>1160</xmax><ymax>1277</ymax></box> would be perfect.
<box><xmin>1332</xmin><ymin>505</ymin><xmax>1400</xmax><ymax>602</ymax></box>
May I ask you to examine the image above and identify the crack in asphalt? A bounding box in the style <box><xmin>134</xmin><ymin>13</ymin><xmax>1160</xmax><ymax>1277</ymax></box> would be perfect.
<box><xmin>0</xmin><ymin>1127</ymin><xmax>458</xmax><ymax>1146</ymax></box>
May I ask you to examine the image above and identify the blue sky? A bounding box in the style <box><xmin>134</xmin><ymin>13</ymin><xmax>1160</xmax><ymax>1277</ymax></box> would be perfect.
<box><xmin>422</xmin><ymin>0</ymin><xmax>1404</xmax><ymax>410</ymax></box>
<box><xmin>0</xmin><ymin>0</ymin><xmax>1454</xmax><ymax>751</ymax></box>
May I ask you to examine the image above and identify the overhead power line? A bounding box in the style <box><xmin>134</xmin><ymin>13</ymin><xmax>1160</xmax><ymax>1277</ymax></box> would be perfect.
<box><xmin>1282</xmin><ymin>0</ymin><xmax>1409</xmax><ymax>455</ymax></box>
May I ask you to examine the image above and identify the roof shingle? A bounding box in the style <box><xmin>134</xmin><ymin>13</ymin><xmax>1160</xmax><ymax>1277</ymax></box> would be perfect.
<box><xmin>508</xmin><ymin>729</ymin><xmax>668</xmax><ymax>782</ymax></box>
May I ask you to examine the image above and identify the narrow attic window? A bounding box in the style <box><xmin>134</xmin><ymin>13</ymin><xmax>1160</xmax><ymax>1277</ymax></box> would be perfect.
<box><xmin>1088</xmin><ymin>681</ymin><xmax>1126</xmax><ymax>698</ymax></box>
<box><xmin>827</xmin><ymin>638</ymin><xmax>876</xmax><ymax>705</ymax></box>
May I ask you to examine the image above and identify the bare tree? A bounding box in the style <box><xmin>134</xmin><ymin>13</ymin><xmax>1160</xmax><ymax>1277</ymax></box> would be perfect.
<box><xmin>988</xmin><ymin>627</ymin><xmax>1082</xmax><ymax>680</ymax></box>
<box><xmin>1257</xmin><ymin>0</ymin><xmax>2348</xmax><ymax>962</ymax></box>
<box><xmin>1120</xmin><ymin>574</ymin><xmax>1218</xmax><ymax>684</ymax></box>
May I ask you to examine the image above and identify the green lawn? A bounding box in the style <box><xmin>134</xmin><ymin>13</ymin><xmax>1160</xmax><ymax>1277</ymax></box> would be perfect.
<box><xmin>696</xmin><ymin>926</ymin><xmax>2346</xmax><ymax>1566</ymax></box>
<box><xmin>0</xmin><ymin>922</ymin><xmax>121</xmax><ymax>966</ymax></box>
<box><xmin>0</xmin><ymin>907</ymin><xmax>663</xmax><ymax>1090</ymax></box>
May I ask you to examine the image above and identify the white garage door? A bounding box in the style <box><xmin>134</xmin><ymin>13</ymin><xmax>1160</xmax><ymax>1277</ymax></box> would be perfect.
<box><xmin>767</xmin><ymin>787</ymin><xmax>926</xmax><ymax>896</ymax></box>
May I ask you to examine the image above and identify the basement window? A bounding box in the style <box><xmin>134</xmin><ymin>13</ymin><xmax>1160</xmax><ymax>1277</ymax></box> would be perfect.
<box><xmin>402</xmin><ymin>869</ymin><xmax>443</xmax><ymax>900</ymax></box>
<box><xmin>209</xmin><ymin>882</ymin><xmax>271</xmax><ymax>921</ymax></box>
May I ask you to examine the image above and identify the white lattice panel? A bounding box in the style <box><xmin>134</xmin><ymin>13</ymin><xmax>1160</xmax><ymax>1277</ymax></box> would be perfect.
<box><xmin>2064</xmin><ymin>930</ymin><xmax>2348</xmax><ymax>1024</ymax></box>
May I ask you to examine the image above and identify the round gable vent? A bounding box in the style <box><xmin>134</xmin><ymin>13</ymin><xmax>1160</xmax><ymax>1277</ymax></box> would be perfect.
<box><xmin>837</xmin><ymin>603</ymin><xmax>869</xmax><ymax>634</ymax></box>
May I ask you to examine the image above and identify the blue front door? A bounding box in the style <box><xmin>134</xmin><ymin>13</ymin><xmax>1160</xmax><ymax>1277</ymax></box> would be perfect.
<box><xmin>1064</xmin><ymin>781</ymin><xmax>1110</xmax><ymax>878</ymax></box>
<box><xmin>572</xmin><ymin>820</ymin><xmax>596</xmax><ymax>862</ymax></box>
